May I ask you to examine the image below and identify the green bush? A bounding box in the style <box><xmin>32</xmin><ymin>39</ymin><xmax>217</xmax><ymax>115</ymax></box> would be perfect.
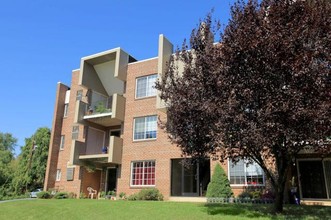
<box><xmin>37</xmin><ymin>191</ymin><xmax>52</xmax><ymax>199</ymax></box>
<box><xmin>206</xmin><ymin>163</ymin><xmax>233</xmax><ymax>198</ymax></box>
<box><xmin>53</xmin><ymin>192</ymin><xmax>68</xmax><ymax>199</ymax></box>
<box><xmin>127</xmin><ymin>193</ymin><xmax>139</xmax><ymax>201</ymax></box>
<box><xmin>79</xmin><ymin>192</ymin><xmax>86</xmax><ymax>199</ymax></box>
<box><xmin>127</xmin><ymin>188</ymin><xmax>163</xmax><ymax>201</ymax></box>
<box><xmin>119</xmin><ymin>192</ymin><xmax>126</xmax><ymax>199</ymax></box>
<box><xmin>68</xmin><ymin>192</ymin><xmax>77</xmax><ymax>199</ymax></box>
<box><xmin>138</xmin><ymin>188</ymin><xmax>163</xmax><ymax>201</ymax></box>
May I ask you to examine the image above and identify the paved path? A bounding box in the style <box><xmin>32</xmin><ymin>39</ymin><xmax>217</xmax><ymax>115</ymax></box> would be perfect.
<box><xmin>0</xmin><ymin>198</ymin><xmax>35</xmax><ymax>203</ymax></box>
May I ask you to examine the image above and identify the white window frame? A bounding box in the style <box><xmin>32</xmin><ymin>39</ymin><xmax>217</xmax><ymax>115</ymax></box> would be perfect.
<box><xmin>228</xmin><ymin>159</ymin><xmax>265</xmax><ymax>186</ymax></box>
<box><xmin>133</xmin><ymin>115</ymin><xmax>157</xmax><ymax>141</ymax></box>
<box><xmin>135</xmin><ymin>74</ymin><xmax>157</xmax><ymax>99</ymax></box>
<box><xmin>56</xmin><ymin>169</ymin><xmax>61</xmax><ymax>181</ymax></box>
<box><xmin>60</xmin><ymin>135</ymin><xmax>65</xmax><ymax>150</ymax></box>
<box><xmin>130</xmin><ymin>160</ymin><xmax>156</xmax><ymax>187</ymax></box>
<box><xmin>64</xmin><ymin>104</ymin><xmax>69</xmax><ymax>117</ymax></box>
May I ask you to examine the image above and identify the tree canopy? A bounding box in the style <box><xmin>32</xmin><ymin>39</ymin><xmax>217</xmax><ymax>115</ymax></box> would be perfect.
<box><xmin>12</xmin><ymin>127</ymin><xmax>50</xmax><ymax>194</ymax></box>
<box><xmin>156</xmin><ymin>0</ymin><xmax>331</xmax><ymax>213</ymax></box>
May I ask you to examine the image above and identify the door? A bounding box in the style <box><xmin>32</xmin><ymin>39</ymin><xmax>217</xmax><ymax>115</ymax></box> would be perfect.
<box><xmin>298</xmin><ymin>160</ymin><xmax>327</xmax><ymax>199</ymax></box>
<box><xmin>182</xmin><ymin>162</ymin><xmax>199</xmax><ymax>196</ymax></box>
<box><xmin>106</xmin><ymin>168</ymin><xmax>117</xmax><ymax>192</ymax></box>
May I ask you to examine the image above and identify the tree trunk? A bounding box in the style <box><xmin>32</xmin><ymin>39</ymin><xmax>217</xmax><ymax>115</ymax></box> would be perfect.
<box><xmin>274</xmin><ymin>184</ymin><xmax>285</xmax><ymax>213</ymax></box>
<box><xmin>272</xmin><ymin>152</ymin><xmax>289</xmax><ymax>214</ymax></box>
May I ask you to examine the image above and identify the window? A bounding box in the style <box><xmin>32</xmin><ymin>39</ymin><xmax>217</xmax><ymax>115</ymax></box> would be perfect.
<box><xmin>134</xmin><ymin>116</ymin><xmax>157</xmax><ymax>140</ymax></box>
<box><xmin>229</xmin><ymin>159</ymin><xmax>264</xmax><ymax>186</ymax></box>
<box><xmin>135</xmin><ymin>74</ymin><xmax>157</xmax><ymax>98</ymax></box>
<box><xmin>131</xmin><ymin>161</ymin><xmax>155</xmax><ymax>186</ymax></box>
<box><xmin>64</xmin><ymin>104</ymin><xmax>69</xmax><ymax>117</ymax></box>
<box><xmin>66</xmin><ymin>168</ymin><xmax>74</xmax><ymax>181</ymax></box>
<box><xmin>56</xmin><ymin>169</ymin><xmax>61</xmax><ymax>181</ymax></box>
<box><xmin>76</xmin><ymin>90</ymin><xmax>83</xmax><ymax>101</ymax></box>
<box><xmin>60</xmin><ymin>135</ymin><xmax>65</xmax><ymax>150</ymax></box>
<box><xmin>72</xmin><ymin>126</ymin><xmax>79</xmax><ymax>140</ymax></box>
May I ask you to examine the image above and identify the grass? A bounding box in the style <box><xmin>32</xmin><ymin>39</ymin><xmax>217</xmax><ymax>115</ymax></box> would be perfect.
<box><xmin>1</xmin><ymin>199</ymin><xmax>331</xmax><ymax>220</ymax></box>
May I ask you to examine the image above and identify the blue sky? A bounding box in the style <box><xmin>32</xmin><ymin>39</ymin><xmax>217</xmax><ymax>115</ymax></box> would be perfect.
<box><xmin>0</xmin><ymin>0</ymin><xmax>235</xmax><ymax>155</ymax></box>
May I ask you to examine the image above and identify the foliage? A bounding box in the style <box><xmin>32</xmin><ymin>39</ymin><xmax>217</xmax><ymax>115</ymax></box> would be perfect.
<box><xmin>68</xmin><ymin>192</ymin><xmax>77</xmax><ymax>199</ymax></box>
<box><xmin>128</xmin><ymin>188</ymin><xmax>164</xmax><ymax>201</ymax></box>
<box><xmin>119</xmin><ymin>192</ymin><xmax>126</xmax><ymax>199</ymax></box>
<box><xmin>107</xmin><ymin>190</ymin><xmax>116</xmax><ymax>196</ymax></box>
<box><xmin>0</xmin><ymin>132</ymin><xmax>17</xmax><ymax>197</ymax></box>
<box><xmin>12</xmin><ymin>127</ymin><xmax>50</xmax><ymax>194</ymax></box>
<box><xmin>37</xmin><ymin>191</ymin><xmax>52</xmax><ymax>199</ymax></box>
<box><xmin>99</xmin><ymin>191</ymin><xmax>106</xmax><ymax>198</ymax></box>
<box><xmin>95</xmin><ymin>102</ymin><xmax>107</xmax><ymax>113</ymax></box>
<box><xmin>156</xmin><ymin>0</ymin><xmax>331</xmax><ymax>213</ymax></box>
<box><xmin>53</xmin><ymin>192</ymin><xmax>69</xmax><ymax>199</ymax></box>
<box><xmin>127</xmin><ymin>193</ymin><xmax>139</xmax><ymax>201</ymax></box>
<box><xmin>206</xmin><ymin>164</ymin><xmax>233</xmax><ymax>198</ymax></box>
<box><xmin>79</xmin><ymin>192</ymin><xmax>86</xmax><ymax>199</ymax></box>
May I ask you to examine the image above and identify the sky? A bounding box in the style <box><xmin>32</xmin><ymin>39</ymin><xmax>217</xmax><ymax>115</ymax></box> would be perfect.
<box><xmin>0</xmin><ymin>0</ymin><xmax>236</xmax><ymax>155</ymax></box>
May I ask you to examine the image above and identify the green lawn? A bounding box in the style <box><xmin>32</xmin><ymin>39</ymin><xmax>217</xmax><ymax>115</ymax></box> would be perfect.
<box><xmin>1</xmin><ymin>199</ymin><xmax>330</xmax><ymax>220</ymax></box>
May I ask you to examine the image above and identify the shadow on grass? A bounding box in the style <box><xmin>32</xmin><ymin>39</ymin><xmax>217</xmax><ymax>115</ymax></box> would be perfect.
<box><xmin>204</xmin><ymin>203</ymin><xmax>273</xmax><ymax>219</ymax></box>
<box><xmin>203</xmin><ymin>203</ymin><xmax>331</xmax><ymax>219</ymax></box>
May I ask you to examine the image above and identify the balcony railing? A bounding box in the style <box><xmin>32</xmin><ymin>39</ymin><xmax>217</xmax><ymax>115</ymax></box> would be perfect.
<box><xmin>76</xmin><ymin>93</ymin><xmax>125</xmax><ymax>127</ymax></box>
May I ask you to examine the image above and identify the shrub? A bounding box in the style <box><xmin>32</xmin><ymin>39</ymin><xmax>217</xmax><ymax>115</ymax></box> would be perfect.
<box><xmin>238</xmin><ymin>191</ymin><xmax>252</xmax><ymax>199</ymax></box>
<box><xmin>99</xmin><ymin>191</ymin><xmax>106</xmax><ymax>198</ymax></box>
<box><xmin>54</xmin><ymin>192</ymin><xmax>68</xmax><ymax>199</ymax></box>
<box><xmin>127</xmin><ymin>193</ymin><xmax>139</xmax><ymax>201</ymax></box>
<box><xmin>138</xmin><ymin>188</ymin><xmax>163</xmax><ymax>201</ymax></box>
<box><xmin>79</xmin><ymin>192</ymin><xmax>86</xmax><ymax>199</ymax></box>
<box><xmin>107</xmin><ymin>190</ymin><xmax>116</xmax><ymax>196</ymax></box>
<box><xmin>68</xmin><ymin>192</ymin><xmax>77</xmax><ymax>199</ymax></box>
<box><xmin>37</xmin><ymin>191</ymin><xmax>52</xmax><ymax>199</ymax></box>
<box><xmin>127</xmin><ymin>188</ymin><xmax>163</xmax><ymax>201</ymax></box>
<box><xmin>206</xmin><ymin>163</ymin><xmax>233</xmax><ymax>198</ymax></box>
<box><xmin>119</xmin><ymin>192</ymin><xmax>126</xmax><ymax>200</ymax></box>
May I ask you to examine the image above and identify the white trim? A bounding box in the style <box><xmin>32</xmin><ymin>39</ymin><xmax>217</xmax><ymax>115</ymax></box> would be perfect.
<box><xmin>227</xmin><ymin>159</ymin><xmax>265</xmax><ymax>187</ymax></box>
<box><xmin>60</xmin><ymin>135</ymin><xmax>65</xmax><ymax>150</ymax></box>
<box><xmin>56</xmin><ymin>169</ymin><xmax>61</xmax><ymax>181</ymax></box>
<box><xmin>133</xmin><ymin>115</ymin><xmax>157</xmax><ymax>141</ymax></box>
<box><xmin>128</xmin><ymin>57</ymin><xmax>158</xmax><ymax>65</ymax></box>
<box><xmin>130</xmin><ymin>160</ymin><xmax>156</xmax><ymax>187</ymax></box>
<box><xmin>63</xmin><ymin>104</ymin><xmax>69</xmax><ymax>117</ymax></box>
<box><xmin>135</xmin><ymin>74</ymin><xmax>158</xmax><ymax>99</ymax></box>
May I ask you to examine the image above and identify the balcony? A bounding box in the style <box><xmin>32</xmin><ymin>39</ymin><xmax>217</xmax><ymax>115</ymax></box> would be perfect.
<box><xmin>77</xmin><ymin>93</ymin><xmax>125</xmax><ymax>127</ymax></box>
<box><xmin>72</xmin><ymin>136</ymin><xmax>123</xmax><ymax>166</ymax></box>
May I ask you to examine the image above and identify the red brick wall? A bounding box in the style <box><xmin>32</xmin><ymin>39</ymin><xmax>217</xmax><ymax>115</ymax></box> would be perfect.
<box><xmin>116</xmin><ymin>58</ymin><xmax>183</xmax><ymax>199</ymax></box>
<box><xmin>44</xmin><ymin>83</ymin><xmax>68</xmax><ymax>191</ymax></box>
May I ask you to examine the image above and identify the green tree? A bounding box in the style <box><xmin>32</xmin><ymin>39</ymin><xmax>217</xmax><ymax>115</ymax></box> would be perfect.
<box><xmin>206</xmin><ymin>163</ymin><xmax>233</xmax><ymax>198</ymax></box>
<box><xmin>0</xmin><ymin>132</ymin><xmax>17</xmax><ymax>197</ymax></box>
<box><xmin>13</xmin><ymin>127</ymin><xmax>50</xmax><ymax>194</ymax></box>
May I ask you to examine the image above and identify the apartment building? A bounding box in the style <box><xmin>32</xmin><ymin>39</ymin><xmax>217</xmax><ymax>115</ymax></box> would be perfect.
<box><xmin>44</xmin><ymin>34</ymin><xmax>330</xmax><ymax>203</ymax></box>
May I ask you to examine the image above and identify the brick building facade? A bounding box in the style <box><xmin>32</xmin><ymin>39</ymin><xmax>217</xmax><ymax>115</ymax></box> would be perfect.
<box><xmin>44</xmin><ymin>34</ymin><xmax>330</xmax><ymax>203</ymax></box>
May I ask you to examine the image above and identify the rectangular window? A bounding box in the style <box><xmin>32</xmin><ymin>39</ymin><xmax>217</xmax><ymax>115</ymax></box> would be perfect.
<box><xmin>64</xmin><ymin>104</ymin><xmax>69</xmax><ymax>117</ymax></box>
<box><xmin>134</xmin><ymin>116</ymin><xmax>157</xmax><ymax>140</ymax></box>
<box><xmin>60</xmin><ymin>135</ymin><xmax>65</xmax><ymax>150</ymax></box>
<box><xmin>56</xmin><ymin>169</ymin><xmax>61</xmax><ymax>181</ymax></box>
<box><xmin>131</xmin><ymin>161</ymin><xmax>155</xmax><ymax>186</ymax></box>
<box><xmin>229</xmin><ymin>159</ymin><xmax>264</xmax><ymax>186</ymax></box>
<box><xmin>135</xmin><ymin>74</ymin><xmax>157</xmax><ymax>98</ymax></box>
<box><xmin>66</xmin><ymin>168</ymin><xmax>74</xmax><ymax>181</ymax></box>
<box><xmin>76</xmin><ymin>90</ymin><xmax>83</xmax><ymax>101</ymax></box>
<box><xmin>72</xmin><ymin>126</ymin><xmax>79</xmax><ymax>140</ymax></box>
